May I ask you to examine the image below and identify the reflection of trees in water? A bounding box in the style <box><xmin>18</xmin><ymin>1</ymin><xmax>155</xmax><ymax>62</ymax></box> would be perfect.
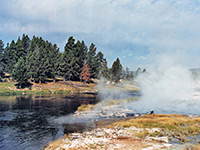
<box><xmin>10</xmin><ymin>111</ymin><xmax>58</xmax><ymax>140</ymax></box>
<box><xmin>10</xmin><ymin>96</ymin><xmax>57</xmax><ymax>140</ymax></box>
<box><xmin>8</xmin><ymin>94</ymin><xmax>99</xmax><ymax>140</ymax></box>
<box><xmin>0</xmin><ymin>94</ymin><xmax>98</xmax><ymax>149</ymax></box>
<box><xmin>0</xmin><ymin>96</ymin><xmax>17</xmax><ymax>111</ymax></box>
<box><xmin>13</xmin><ymin>95</ymin><xmax>99</xmax><ymax>116</ymax></box>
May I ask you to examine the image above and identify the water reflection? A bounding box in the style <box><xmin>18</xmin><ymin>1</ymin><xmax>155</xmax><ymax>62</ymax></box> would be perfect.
<box><xmin>0</xmin><ymin>94</ymin><xmax>98</xmax><ymax>150</ymax></box>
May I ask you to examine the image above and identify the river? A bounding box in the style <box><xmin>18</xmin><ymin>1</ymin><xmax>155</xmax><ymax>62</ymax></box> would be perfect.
<box><xmin>0</xmin><ymin>94</ymin><xmax>99</xmax><ymax>150</ymax></box>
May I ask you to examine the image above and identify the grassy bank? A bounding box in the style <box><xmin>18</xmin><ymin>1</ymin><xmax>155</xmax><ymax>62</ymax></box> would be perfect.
<box><xmin>0</xmin><ymin>81</ymin><xmax>97</xmax><ymax>96</ymax></box>
<box><xmin>46</xmin><ymin>114</ymin><xmax>200</xmax><ymax>150</ymax></box>
<box><xmin>107</xmin><ymin>114</ymin><xmax>200</xmax><ymax>141</ymax></box>
<box><xmin>0</xmin><ymin>80</ymin><xmax>140</xmax><ymax>96</ymax></box>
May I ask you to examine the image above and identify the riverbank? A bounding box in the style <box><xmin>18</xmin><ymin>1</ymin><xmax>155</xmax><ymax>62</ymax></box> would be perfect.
<box><xmin>45</xmin><ymin>114</ymin><xmax>200</xmax><ymax>150</ymax></box>
<box><xmin>0</xmin><ymin>81</ymin><xmax>97</xmax><ymax>96</ymax></box>
<box><xmin>0</xmin><ymin>80</ymin><xmax>139</xmax><ymax>96</ymax></box>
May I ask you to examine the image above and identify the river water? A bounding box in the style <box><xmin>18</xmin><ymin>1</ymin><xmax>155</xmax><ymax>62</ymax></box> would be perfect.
<box><xmin>0</xmin><ymin>94</ymin><xmax>99</xmax><ymax>150</ymax></box>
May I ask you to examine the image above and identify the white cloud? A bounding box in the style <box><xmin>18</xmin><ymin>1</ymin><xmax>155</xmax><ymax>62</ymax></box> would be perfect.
<box><xmin>1</xmin><ymin>0</ymin><xmax>200</xmax><ymax>68</ymax></box>
<box><xmin>137</xmin><ymin>56</ymin><xmax>147</xmax><ymax>60</ymax></box>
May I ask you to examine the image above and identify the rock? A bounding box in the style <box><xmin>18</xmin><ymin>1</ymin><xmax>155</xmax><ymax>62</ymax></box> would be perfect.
<box><xmin>145</xmin><ymin>136</ymin><xmax>169</xmax><ymax>143</ymax></box>
<box><xmin>70</xmin><ymin>133</ymin><xmax>83</xmax><ymax>140</ymax></box>
<box><xmin>142</xmin><ymin>143</ymin><xmax>172</xmax><ymax>150</ymax></box>
<box><xmin>146</xmin><ymin>128</ymin><xmax>160</xmax><ymax>133</ymax></box>
<box><xmin>45</xmin><ymin>127</ymin><xmax>173</xmax><ymax>150</ymax></box>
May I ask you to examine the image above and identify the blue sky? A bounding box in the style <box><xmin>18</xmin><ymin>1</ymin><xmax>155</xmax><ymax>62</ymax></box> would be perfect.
<box><xmin>1</xmin><ymin>0</ymin><xmax>200</xmax><ymax>70</ymax></box>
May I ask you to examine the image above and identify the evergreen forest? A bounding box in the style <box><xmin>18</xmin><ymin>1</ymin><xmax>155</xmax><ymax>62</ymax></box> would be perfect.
<box><xmin>0</xmin><ymin>34</ymin><xmax>134</xmax><ymax>88</ymax></box>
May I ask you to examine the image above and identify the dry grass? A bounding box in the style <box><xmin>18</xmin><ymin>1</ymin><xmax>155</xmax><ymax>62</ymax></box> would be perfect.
<box><xmin>107</xmin><ymin>114</ymin><xmax>200</xmax><ymax>139</ymax></box>
<box><xmin>77</xmin><ymin>104</ymin><xmax>95</xmax><ymax>111</ymax></box>
<box><xmin>46</xmin><ymin>138</ymin><xmax>64</xmax><ymax>150</ymax></box>
<box><xmin>193</xmin><ymin>145</ymin><xmax>200</xmax><ymax>150</ymax></box>
<box><xmin>184</xmin><ymin>144</ymin><xmax>200</xmax><ymax>150</ymax></box>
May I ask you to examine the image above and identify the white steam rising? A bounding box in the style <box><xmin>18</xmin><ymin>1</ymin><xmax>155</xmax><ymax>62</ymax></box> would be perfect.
<box><xmin>53</xmin><ymin>114</ymin><xmax>94</xmax><ymax>124</ymax></box>
<box><xmin>96</xmin><ymin>79</ymin><xmax>137</xmax><ymax>108</ymax></box>
<box><xmin>127</xmin><ymin>57</ymin><xmax>200</xmax><ymax>115</ymax></box>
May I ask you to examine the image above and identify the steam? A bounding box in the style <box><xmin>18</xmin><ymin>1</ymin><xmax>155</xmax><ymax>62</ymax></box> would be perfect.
<box><xmin>126</xmin><ymin>56</ymin><xmax>200</xmax><ymax>115</ymax></box>
<box><xmin>96</xmin><ymin>55</ymin><xmax>200</xmax><ymax>115</ymax></box>
<box><xmin>53</xmin><ymin>114</ymin><xmax>95</xmax><ymax>125</ymax></box>
<box><xmin>96</xmin><ymin>79</ymin><xmax>138</xmax><ymax>108</ymax></box>
<box><xmin>54</xmin><ymin>55</ymin><xmax>200</xmax><ymax>127</ymax></box>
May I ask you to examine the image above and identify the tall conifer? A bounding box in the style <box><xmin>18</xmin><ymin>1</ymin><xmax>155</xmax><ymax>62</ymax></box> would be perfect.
<box><xmin>111</xmin><ymin>58</ymin><xmax>122</xmax><ymax>83</ymax></box>
<box><xmin>12</xmin><ymin>57</ymin><xmax>29</xmax><ymax>88</ymax></box>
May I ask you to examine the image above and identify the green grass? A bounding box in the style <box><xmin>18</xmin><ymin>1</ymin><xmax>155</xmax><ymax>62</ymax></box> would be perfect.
<box><xmin>0</xmin><ymin>82</ymin><xmax>90</xmax><ymax>96</ymax></box>
<box><xmin>0</xmin><ymin>91</ymin><xmax>31</xmax><ymax>96</ymax></box>
<box><xmin>54</xmin><ymin>90</ymin><xmax>70</xmax><ymax>94</ymax></box>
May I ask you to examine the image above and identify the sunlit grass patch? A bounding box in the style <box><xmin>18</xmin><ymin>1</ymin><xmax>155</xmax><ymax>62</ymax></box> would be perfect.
<box><xmin>193</xmin><ymin>144</ymin><xmax>200</xmax><ymax>150</ymax></box>
<box><xmin>77</xmin><ymin>104</ymin><xmax>95</xmax><ymax>111</ymax></box>
<box><xmin>128</xmin><ymin>129</ymin><xmax>150</xmax><ymax>138</ymax></box>
<box><xmin>183</xmin><ymin>144</ymin><xmax>200</xmax><ymax>150</ymax></box>
<box><xmin>107</xmin><ymin>114</ymin><xmax>200</xmax><ymax>140</ymax></box>
<box><xmin>46</xmin><ymin>135</ymin><xmax>68</xmax><ymax>150</ymax></box>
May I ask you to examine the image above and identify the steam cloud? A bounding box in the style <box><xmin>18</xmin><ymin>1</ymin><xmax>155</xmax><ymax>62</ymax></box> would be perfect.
<box><xmin>127</xmin><ymin>56</ymin><xmax>200</xmax><ymax>115</ymax></box>
<box><xmin>55</xmin><ymin>55</ymin><xmax>200</xmax><ymax>126</ymax></box>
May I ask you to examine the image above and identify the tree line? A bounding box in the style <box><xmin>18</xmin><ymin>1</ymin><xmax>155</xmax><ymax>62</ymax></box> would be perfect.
<box><xmin>0</xmin><ymin>34</ymin><xmax>134</xmax><ymax>88</ymax></box>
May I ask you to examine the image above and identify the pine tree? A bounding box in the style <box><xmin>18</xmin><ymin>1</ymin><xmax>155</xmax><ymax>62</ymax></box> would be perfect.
<box><xmin>26</xmin><ymin>37</ymin><xmax>38</xmax><ymax>82</ymax></box>
<box><xmin>28</xmin><ymin>36</ymin><xmax>38</xmax><ymax>53</ymax></box>
<box><xmin>42</xmin><ymin>42</ymin><xmax>53</xmax><ymax>79</ymax></box>
<box><xmin>48</xmin><ymin>43</ymin><xmax>60</xmax><ymax>80</ymax></box>
<box><xmin>57</xmin><ymin>52</ymin><xmax>68</xmax><ymax>79</ymax></box>
<box><xmin>21</xmin><ymin>34</ymin><xmax>30</xmax><ymax>52</ymax></box>
<box><xmin>26</xmin><ymin>36</ymin><xmax>48</xmax><ymax>83</ymax></box>
<box><xmin>16</xmin><ymin>37</ymin><xmax>26</xmax><ymax>60</ymax></box>
<box><xmin>81</xmin><ymin>41</ymin><xmax>88</xmax><ymax>63</ymax></box>
<box><xmin>33</xmin><ymin>46</ymin><xmax>48</xmax><ymax>83</ymax></box>
<box><xmin>0</xmin><ymin>40</ymin><xmax>4</xmax><ymax>58</ymax></box>
<box><xmin>87</xmin><ymin>43</ymin><xmax>97</xmax><ymax>78</ymax></box>
<box><xmin>0</xmin><ymin>40</ymin><xmax>4</xmax><ymax>76</ymax></box>
<box><xmin>12</xmin><ymin>57</ymin><xmax>29</xmax><ymax>88</ymax></box>
<box><xmin>100</xmin><ymin>58</ymin><xmax>109</xmax><ymax>79</ymax></box>
<box><xmin>71</xmin><ymin>40</ymin><xmax>82</xmax><ymax>80</ymax></box>
<box><xmin>3</xmin><ymin>40</ymin><xmax>17</xmax><ymax>73</ymax></box>
<box><xmin>1</xmin><ymin>43</ymin><xmax>9</xmax><ymax>73</ymax></box>
<box><xmin>0</xmin><ymin>35</ymin><xmax>110</xmax><ymax>84</ymax></box>
<box><xmin>94</xmin><ymin>52</ymin><xmax>109</xmax><ymax>79</ymax></box>
<box><xmin>111</xmin><ymin>58</ymin><xmax>122</xmax><ymax>83</ymax></box>
<box><xmin>95</xmin><ymin>52</ymin><xmax>103</xmax><ymax>74</ymax></box>
<box><xmin>107</xmin><ymin>68</ymin><xmax>113</xmax><ymax>81</ymax></box>
<box><xmin>70</xmin><ymin>40</ymin><xmax>88</xmax><ymax>81</ymax></box>
<box><xmin>58</xmin><ymin>36</ymin><xmax>75</xmax><ymax>80</ymax></box>
<box><xmin>80</xmin><ymin>64</ymin><xmax>91</xmax><ymax>83</ymax></box>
